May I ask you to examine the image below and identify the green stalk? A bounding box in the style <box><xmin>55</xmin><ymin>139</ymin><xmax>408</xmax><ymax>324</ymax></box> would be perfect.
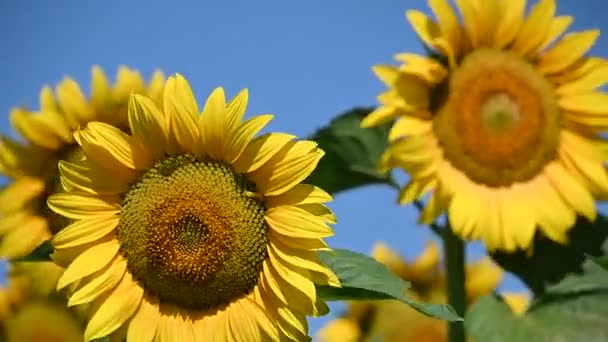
<box><xmin>443</xmin><ymin>226</ymin><xmax>466</xmax><ymax>342</ymax></box>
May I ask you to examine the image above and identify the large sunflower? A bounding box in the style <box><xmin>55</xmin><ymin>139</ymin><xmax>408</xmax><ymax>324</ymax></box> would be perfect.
<box><xmin>317</xmin><ymin>242</ymin><xmax>523</xmax><ymax>342</ymax></box>
<box><xmin>363</xmin><ymin>0</ymin><xmax>608</xmax><ymax>251</ymax></box>
<box><xmin>0</xmin><ymin>66</ymin><xmax>165</xmax><ymax>258</ymax></box>
<box><xmin>47</xmin><ymin>74</ymin><xmax>339</xmax><ymax>341</ymax></box>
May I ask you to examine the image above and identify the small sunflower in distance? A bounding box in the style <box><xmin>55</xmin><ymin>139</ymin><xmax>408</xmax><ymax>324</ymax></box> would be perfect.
<box><xmin>47</xmin><ymin>74</ymin><xmax>339</xmax><ymax>341</ymax></box>
<box><xmin>364</xmin><ymin>0</ymin><xmax>608</xmax><ymax>251</ymax></box>
<box><xmin>0</xmin><ymin>66</ymin><xmax>164</xmax><ymax>258</ymax></box>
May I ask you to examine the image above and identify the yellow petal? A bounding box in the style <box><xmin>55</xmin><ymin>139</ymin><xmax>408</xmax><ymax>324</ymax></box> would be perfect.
<box><xmin>84</xmin><ymin>272</ymin><xmax>143</xmax><ymax>341</ymax></box>
<box><xmin>511</xmin><ymin>0</ymin><xmax>556</xmax><ymax>57</ymax></box>
<box><xmin>382</xmin><ymin>135</ymin><xmax>437</xmax><ymax>173</ymax></box>
<box><xmin>266</xmin><ymin>184</ymin><xmax>332</xmax><ymax>208</ymax></box>
<box><xmin>528</xmin><ymin>175</ymin><xmax>574</xmax><ymax>243</ymax></box>
<box><xmin>74</xmin><ymin>132</ymin><xmax>138</xmax><ymax>185</ymax></box>
<box><xmin>316</xmin><ymin>318</ymin><xmax>360</xmax><ymax>342</ymax></box>
<box><xmin>500</xmin><ymin>184</ymin><xmax>536</xmax><ymax>251</ymax></box>
<box><xmin>268</xmin><ymin>229</ymin><xmax>330</xmax><ymax>252</ymax></box>
<box><xmin>393</xmin><ymin>74</ymin><xmax>430</xmax><ymax>110</ymax></box>
<box><xmin>565</xmin><ymin>112</ymin><xmax>608</xmax><ymax>129</ymax></box>
<box><xmin>157</xmin><ymin>310</ymin><xmax>194</xmax><ymax>342</ymax></box>
<box><xmin>0</xmin><ymin>217</ymin><xmax>49</xmax><ymax>258</ymax></box>
<box><xmin>559</xmin><ymin>92</ymin><xmax>608</xmax><ymax>115</ymax></box>
<box><xmin>266</xmin><ymin>206</ymin><xmax>334</xmax><ymax>239</ymax></box>
<box><xmin>419</xmin><ymin>184</ymin><xmax>448</xmax><ymax>224</ymax></box>
<box><xmin>394</xmin><ymin>53</ymin><xmax>448</xmax><ymax>83</ymax></box>
<box><xmin>406</xmin><ymin>10</ymin><xmax>441</xmax><ymax>51</ymax></box>
<box><xmin>56</xmin><ymin>77</ymin><xmax>94</xmax><ymax>128</ymax></box>
<box><xmin>557</xmin><ymin>62</ymin><xmax>608</xmax><ymax>95</ymax></box>
<box><xmin>539</xmin><ymin>16</ymin><xmax>573</xmax><ymax>51</ymax></box>
<box><xmin>388</xmin><ymin>116</ymin><xmax>432</xmax><ymax>142</ymax></box>
<box><xmin>59</xmin><ymin>160</ymin><xmax>128</xmax><ymax>195</ymax></box>
<box><xmin>53</xmin><ymin>215</ymin><xmax>118</xmax><ymax>250</ymax></box>
<box><xmin>39</xmin><ymin>85</ymin><xmax>59</xmax><ymax>112</ymax></box>
<box><xmin>80</xmin><ymin>121</ymin><xmax>153</xmax><ymax>171</ymax></box>
<box><xmin>226</xmin><ymin>88</ymin><xmax>249</xmax><ymax>132</ymax></box>
<box><xmin>263</xmin><ymin>259</ymin><xmax>318</xmax><ymax>316</ymax></box>
<box><xmin>559</xmin><ymin>131</ymin><xmax>608</xmax><ymax>195</ymax></box>
<box><xmin>146</xmin><ymin>70</ymin><xmax>166</xmax><ymax>106</ymax></box>
<box><xmin>360</xmin><ymin>106</ymin><xmax>399</xmax><ymax>128</ymax></box>
<box><xmin>232</xmin><ymin>133</ymin><xmax>295</xmax><ymax>173</ymax></box>
<box><xmin>0</xmin><ymin>137</ymin><xmax>49</xmax><ymax>177</ymax></box>
<box><xmin>465</xmin><ymin>258</ymin><xmax>503</xmax><ymax>300</ymax></box>
<box><xmin>128</xmin><ymin>94</ymin><xmax>168</xmax><ymax>162</ymax></box>
<box><xmin>270</xmin><ymin>240</ymin><xmax>339</xmax><ymax>287</ymax></box>
<box><xmin>448</xmin><ymin>185</ymin><xmax>482</xmax><ymax>241</ymax></box>
<box><xmin>10</xmin><ymin>109</ymin><xmax>65</xmax><ymax>149</ymax></box>
<box><xmin>47</xmin><ymin>193</ymin><xmax>120</xmax><ymax>220</ymax></box>
<box><xmin>205</xmin><ymin>310</ymin><xmax>229</xmax><ymax>342</ymax></box>
<box><xmin>478</xmin><ymin>190</ymin><xmax>504</xmax><ymax>251</ymax></box>
<box><xmin>0</xmin><ymin>210</ymin><xmax>32</xmax><ymax>235</ymax></box>
<box><xmin>57</xmin><ymin>240</ymin><xmax>119</xmax><ymax>290</ymax></box>
<box><xmin>127</xmin><ymin>298</ymin><xmax>159</xmax><ymax>342</ymax></box>
<box><xmin>240</xmin><ymin>296</ymin><xmax>279</xmax><ymax>341</ymax></box>
<box><xmin>248</xmin><ymin>141</ymin><xmax>324</xmax><ymax>196</ymax></box>
<box><xmin>429</xmin><ymin>0</ymin><xmax>462</xmax><ymax>57</ymax></box>
<box><xmin>199</xmin><ymin>87</ymin><xmax>228</xmax><ymax>159</ymax></box>
<box><xmin>113</xmin><ymin>66</ymin><xmax>145</xmax><ymax>100</ymax></box>
<box><xmin>163</xmin><ymin>74</ymin><xmax>200</xmax><ymax>154</ymax></box>
<box><xmin>68</xmin><ymin>257</ymin><xmax>126</xmax><ymax>306</ymax></box>
<box><xmin>228</xmin><ymin>300</ymin><xmax>262</xmax><ymax>341</ymax></box>
<box><xmin>372</xmin><ymin>65</ymin><xmax>399</xmax><ymax>86</ymax></box>
<box><xmin>223</xmin><ymin>114</ymin><xmax>273</xmax><ymax>164</ymax></box>
<box><xmin>545</xmin><ymin>161</ymin><xmax>595</xmax><ymax>221</ymax></box>
<box><xmin>90</xmin><ymin>66</ymin><xmax>111</xmax><ymax>110</ymax></box>
<box><xmin>0</xmin><ymin>177</ymin><xmax>44</xmax><ymax>214</ymax></box>
<box><xmin>539</xmin><ymin>30</ymin><xmax>600</xmax><ymax>74</ymax></box>
<box><xmin>492</xmin><ymin>0</ymin><xmax>526</xmax><ymax>48</ymax></box>
<box><xmin>398</xmin><ymin>178</ymin><xmax>435</xmax><ymax>205</ymax></box>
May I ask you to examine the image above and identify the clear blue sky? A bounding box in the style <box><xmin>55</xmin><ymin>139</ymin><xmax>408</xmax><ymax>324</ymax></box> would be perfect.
<box><xmin>1</xmin><ymin>0</ymin><xmax>606</xmax><ymax>338</ymax></box>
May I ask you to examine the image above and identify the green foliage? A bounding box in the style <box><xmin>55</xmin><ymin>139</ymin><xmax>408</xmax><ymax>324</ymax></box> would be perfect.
<box><xmin>590</xmin><ymin>255</ymin><xmax>608</xmax><ymax>272</ymax></box>
<box><xmin>491</xmin><ymin>215</ymin><xmax>608</xmax><ymax>295</ymax></box>
<box><xmin>13</xmin><ymin>240</ymin><xmax>54</xmax><ymax>262</ymax></box>
<box><xmin>306</xmin><ymin>107</ymin><xmax>394</xmax><ymax>194</ymax></box>
<box><xmin>317</xmin><ymin>248</ymin><xmax>462</xmax><ymax>322</ymax></box>
<box><xmin>466</xmin><ymin>258</ymin><xmax>608</xmax><ymax>341</ymax></box>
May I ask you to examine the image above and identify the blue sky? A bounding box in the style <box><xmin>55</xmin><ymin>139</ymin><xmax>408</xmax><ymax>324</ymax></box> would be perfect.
<box><xmin>1</xmin><ymin>0</ymin><xmax>606</xmax><ymax>338</ymax></box>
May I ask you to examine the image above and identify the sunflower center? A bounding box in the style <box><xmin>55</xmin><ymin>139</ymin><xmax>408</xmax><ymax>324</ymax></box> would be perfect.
<box><xmin>116</xmin><ymin>154</ymin><xmax>268</xmax><ymax>310</ymax></box>
<box><xmin>433</xmin><ymin>49</ymin><xmax>561</xmax><ymax>186</ymax></box>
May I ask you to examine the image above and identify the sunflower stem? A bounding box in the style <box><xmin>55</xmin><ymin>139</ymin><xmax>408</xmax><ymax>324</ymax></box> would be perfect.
<box><xmin>443</xmin><ymin>225</ymin><xmax>466</xmax><ymax>342</ymax></box>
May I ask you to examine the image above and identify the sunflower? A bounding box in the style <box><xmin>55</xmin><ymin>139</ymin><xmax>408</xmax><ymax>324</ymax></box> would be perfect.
<box><xmin>0</xmin><ymin>66</ymin><xmax>165</xmax><ymax>258</ymax></box>
<box><xmin>0</xmin><ymin>262</ymin><xmax>85</xmax><ymax>342</ymax></box>
<box><xmin>47</xmin><ymin>74</ymin><xmax>340</xmax><ymax>341</ymax></box>
<box><xmin>317</xmin><ymin>242</ymin><xmax>505</xmax><ymax>342</ymax></box>
<box><xmin>363</xmin><ymin>0</ymin><xmax>608</xmax><ymax>251</ymax></box>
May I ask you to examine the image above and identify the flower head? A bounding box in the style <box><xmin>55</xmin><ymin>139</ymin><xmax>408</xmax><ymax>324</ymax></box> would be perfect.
<box><xmin>365</xmin><ymin>0</ymin><xmax>608</xmax><ymax>251</ymax></box>
<box><xmin>48</xmin><ymin>74</ymin><xmax>339</xmax><ymax>341</ymax></box>
<box><xmin>0</xmin><ymin>66</ymin><xmax>164</xmax><ymax>258</ymax></box>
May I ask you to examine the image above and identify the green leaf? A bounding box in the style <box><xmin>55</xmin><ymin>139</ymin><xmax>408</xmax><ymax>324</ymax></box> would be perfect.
<box><xmin>590</xmin><ymin>255</ymin><xmax>608</xmax><ymax>272</ymax></box>
<box><xmin>12</xmin><ymin>240</ymin><xmax>54</xmax><ymax>262</ymax></box>
<box><xmin>467</xmin><ymin>255</ymin><xmax>608</xmax><ymax>341</ymax></box>
<box><xmin>547</xmin><ymin>259</ymin><xmax>608</xmax><ymax>295</ymax></box>
<box><xmin>491</xmin><ymin>215</ymin><xmax>608</xmax><ymax>295</ymax></box>
<box><xmin>305</xmin><ymin>107</ymin><xmax>394</xmax><ymax>194</ymax></box>
<box><xmin>316</xmin><ymin>248</ymin><xmax>462</xmax><ymax>322</ymax></box>
<box><xmin>466</xmin><ymin>292</ymin><xmax>608</xmax><ymax>342</ymax></box>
